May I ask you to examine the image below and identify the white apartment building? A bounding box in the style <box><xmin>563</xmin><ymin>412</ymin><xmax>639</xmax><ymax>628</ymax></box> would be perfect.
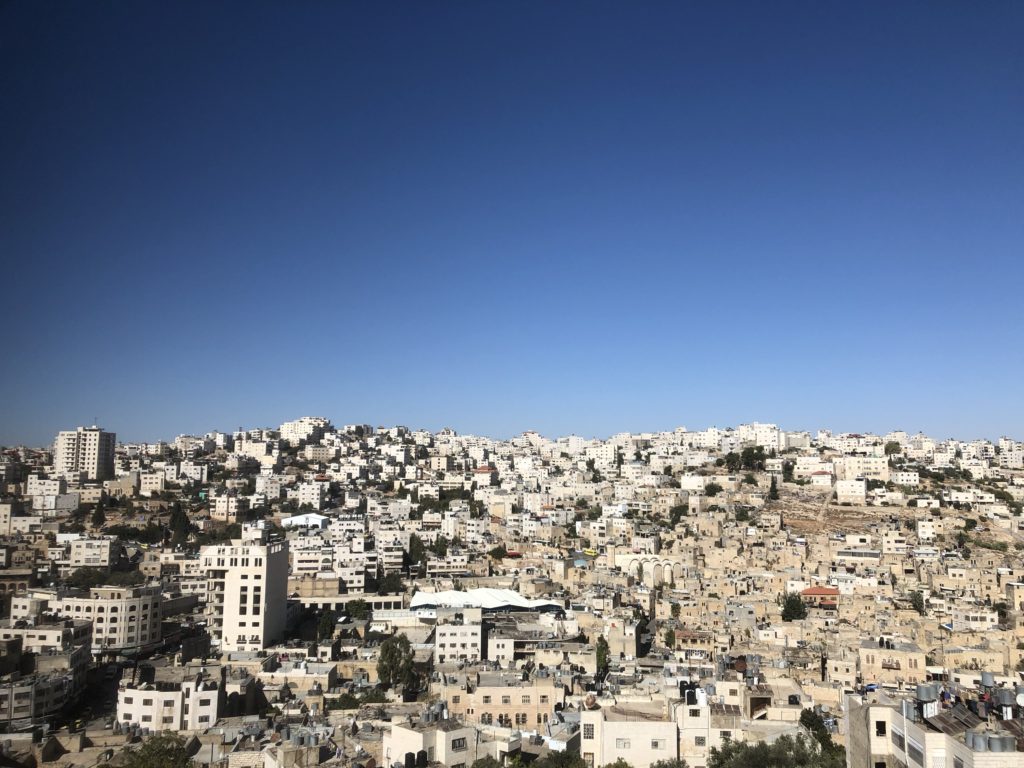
<box><xmin>117</xmin><ymin>668</ymin><xmax>221</xmax><ymax>731</ymax></box>
<box><xmin>69</xmin><ymin>538</ymin><xmax>117</xmax><ymax>569</ymax></box>
<box><xmin>211</xmin><ymin>492</ymin><xmax>250</xmax><ymax>523</ymax></box>
<box><xmin>26</xmin><ymin>476</ymin><xmax>66</xmax><ymax>496</ymax></box>
<box><xmin>288</xmin><ymin>481</ymin><xmax>326</xmax><ymax>510</ymax></box>
<box><xmin>837</xmin><ymin>479</ymin><xmax>867</xmax><ymax>505</ymax></box>
<box><xmin>200</xmin><ymin>524</ymin><xmax>289</xmax><ymax>652</ymax></box>
<box><xmin>54</xmin><ymin>426</ymin><xmax>116</xmax><ymax>481</ymax></box>
<box><xmin>50</xmin><ymin>584</ymin><xmax>162</xmax><ymax>658</ymax></box>
<box><xmin>891</xmin><ymin>470</ymin><xmax>920</xmax><ymax>487</ymax></box>
<box><xmin>279</xmin><ymin>416</ymin><xmax>332</xmax><ymax>446</ymax></box>
<box><xmin>837</xmin><ymin>456</ymin><xmax>890</xmax><ymax>482</ymax></box>
<box><xmin>580</xmin><ymin>706</ymin><xmax>680</xmax><ymax>768</ymax></box>
<box><xmin>434</xmin><ymin>622</ymin><xmax>483</xmax><ymax>664</ymax></box>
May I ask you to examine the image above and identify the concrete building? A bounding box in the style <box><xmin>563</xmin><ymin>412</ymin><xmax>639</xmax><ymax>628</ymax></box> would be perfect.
<box><xmin>117</xmin><ymin>662</ymin><xmax>225</xmax><ymax>732</ymax></box>
<box><xmin>201</xmin><ymin>523</ymin><xmax>289</xmax><ymax>652</ymax></box>
<box><xmin>580</xmin><ymin>704</ymin><xmax>680</xmax><ymax>768</ymax></box>
<box><xmin>54</xmin><ymin>426</ymin><xmax>116</xmax><ymax>481</ymax></box>
<box><xmin>49</xmin><ymin>584</ymin><xmax>162</xmax><ymax>658</ymax></box>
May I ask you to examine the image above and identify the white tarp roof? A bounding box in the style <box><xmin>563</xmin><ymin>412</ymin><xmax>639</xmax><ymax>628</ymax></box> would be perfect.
<box><xmin>409</xmin><ymin>587</ymin><xmax>561</xmax><ymax>611</ymax></box>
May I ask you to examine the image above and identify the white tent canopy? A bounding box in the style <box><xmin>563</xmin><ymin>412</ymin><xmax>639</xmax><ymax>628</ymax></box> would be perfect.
<box><xmin>409</xmin><ymin>587</ymin><xmax>562</xmax><ymax>612</ymax></box>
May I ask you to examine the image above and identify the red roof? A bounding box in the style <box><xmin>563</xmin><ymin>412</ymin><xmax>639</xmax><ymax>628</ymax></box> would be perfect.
<box><xmin>801</xmin><ymin>586</ymin><xmax>840</xmax><ymax>596</ymax></box>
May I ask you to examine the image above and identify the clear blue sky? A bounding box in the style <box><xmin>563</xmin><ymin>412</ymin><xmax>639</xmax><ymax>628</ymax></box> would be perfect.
<box><xmin>2</xmin><ymin>2</ymin><xmax>1022</xmax><ymax>446</ymax></box>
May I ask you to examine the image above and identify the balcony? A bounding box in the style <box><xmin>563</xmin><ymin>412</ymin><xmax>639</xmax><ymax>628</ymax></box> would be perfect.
<box><xmin>881</xmin><ymin>659</ymin><xmax>901</xmax><ymax>670</ymax></box>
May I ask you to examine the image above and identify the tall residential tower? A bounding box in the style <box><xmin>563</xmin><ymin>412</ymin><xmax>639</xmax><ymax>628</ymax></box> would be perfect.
<box><xmin>53</xmin><ymin>426</ymin><xmax>116</xmax><ymax>481</ymax></box>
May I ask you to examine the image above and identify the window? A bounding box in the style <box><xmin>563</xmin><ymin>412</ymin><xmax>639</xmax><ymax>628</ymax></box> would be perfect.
<box><xmin>651</xmin><ymin>740</ymin><xmax>664</xmax><ymax>750</ymax></box>
<box><xmin>615</xmin><ymin>739</ymin><xmax>630</xmax><ymax>749</ymax></box>
<box><xmin>695</xmin><ymin>737</ymin><xmax>706</xmax><ymax>747</ymax></box>
<box><xmin>540</xmin><ymin>695</ymin><xmax>549</xmax><ymax>704</ymax></box>
<box><xmin>143</xmin><ymin>699</ymin><xmax>153</xmax><ymax>706</ymax></box>
<box><xmin>721</xmin><ymin>731</ymin><xmax>732</xmax><ymax>741</ymax></box>
<box><xmin>689</xmin><ymin>708</ymin><xmax>700</xmax><ymax>717</ymax></box>
<box><xmin>583</xmin><ymin>724</ymin><xmax>595</xmax><ymax>740</ymax></box>
<box><xmin>907</xmin><ymin>742</ymin><xmax>923</xmax><ymax>765</ymax></box>
<box><xmin>501</xmin><ymin>696</ymin><xmax>511</xmax><ymax>705</ymax></box>
<box><xmin>522</xmin><ymin>695</ymin><xmax>531</xmax><ymax>704</ymax></box>
<box><xmin>875</xmin><ymin>721</ymin><xmax>887</xmax><ymax>737</ymax></box>
<box><xmin>482</xmin><ymin>696</ymin><xmax>491</xmax><ymax>704</ymax></box>
<box><xmin>451</xmin><ymin>738</ymin><xmax>467</xmax><ymax>752</ymax></box>
<box><xmin>452</xmin><ymin>696</ymin><xmax>461</xmax><ymax>704</ymax></box>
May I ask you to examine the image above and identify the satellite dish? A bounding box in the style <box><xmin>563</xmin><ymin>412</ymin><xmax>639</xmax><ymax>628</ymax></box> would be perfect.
<box><xmin>1015</xmin><ymin>693</ymin><xmax>1024</xmax><ymax>707</ymax></box>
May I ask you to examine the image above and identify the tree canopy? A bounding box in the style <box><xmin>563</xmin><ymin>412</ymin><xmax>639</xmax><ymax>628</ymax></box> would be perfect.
<box><xmin>346</xmin><ymin>599</ymin><xmax>371</xmax><ymax>621</ymax></box>
<box><xmin>317</xmin><ymin>610</ymin><xmax>338</xmax><ymax>640</ymax></box>
<box><xmin>377</xmin><ymin>634</ymin><xmax>416</xmax><ymax>689</ymax></box>
<box><xmin>118</xmin><ymin>733</ymin><xmax>193</xmax><ymax>768</ymax></box>
<box><xmin>708</xmin><ymin>733</ymin><xmax>842</xmax><ymax>768</ymax></box>
<box><xmin>595</xmin><ymin>635</ymin><xmax>610</xmax><ymax>674</ymax></box>
<box><xmin>781</xmin><ymin>592</ymin><xmax>808</xmax><ymax>622</ymax></box>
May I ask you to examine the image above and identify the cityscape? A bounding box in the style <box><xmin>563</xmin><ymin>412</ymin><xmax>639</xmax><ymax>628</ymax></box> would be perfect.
<box><xmin>3</xmin><ymin>3</ymin><xmax>1022</xmax><ymax>768</ymax></box>
<box><xmin>1</xmin><ymin>420</ymin><xmax>1024</xmax><ymax>768</ymax></box>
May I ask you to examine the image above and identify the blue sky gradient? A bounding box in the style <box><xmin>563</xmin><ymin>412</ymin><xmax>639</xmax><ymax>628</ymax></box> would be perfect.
<box><xmin>2</xmin><ymin>2</ymin><xmax>1022</xmax><ymax>445</ymax></box>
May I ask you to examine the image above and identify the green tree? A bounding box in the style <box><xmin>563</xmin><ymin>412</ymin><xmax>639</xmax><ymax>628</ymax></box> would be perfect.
<box><xmin>781</xmin><ymin>592</ymin><xmax>808</xmax><ymax>622</ymax></box>
<box><xmin>119</xmin><ymin>733</ymin><xmax>193</xmax><ymax>768</ymax></box>
<box><xmin>377</xmin><ymin>572</ymin><xmax>404</xmax><ymax>595</ymax></box>
<box><xmin>602</xmin><ymin>760</ymin><xmax>634</xmax><ymax>768</ymax></box>
<box><xmin>534</xmin><ymin>752</ymin><xmax>586</xmax><ymax>768</ymax></box>
<box><xmin>91</xmin><ymin>503</ymin><xmax>106</xmax><ymax>528</ymax></box>
<box><xmin>799</xmin><ymin>708</ymin><xmax>845</xmax><ymax>765</ymax></box>
<box><xmin>741</xmin><ymin>446</ymin><xmax>767</xmax><ymax>471</ymax></box>
<box><xmin>429</xmin><ymin>535</ymin><xmax>449</xmax><ymax>558</ymax></box>
<box><xmin>910</xmin><ymin>591</ymin><xmax>926</xmax><ymax>616</ymax></box>
<box><xmin>650</xmin><ymin>760</ymin><xmax>689</xmax><ymax>768</ymax></box>
<box><xmin>488</xmin><ymin>543</ymin><xmax>508</xmax><ymax>559</ymax></box>
<box><xmin>107</xmin><ymin>570</ymin><xmax>145</xmax><ymax>586</ymax></box>
<box><xmin>472</xmin><ymin>758</ymin><xmax>503</xmax><ymax>768</ymax></box>
<box><xmin>769</xmin><ymin>476</ymin><xmax>779</xmax><ymax>500</ymax></box>
<box><xmin>708</xmin><ymin>733</ymin><xmax>842</xmax><ymax>768</ymax></box>
<box><xmin>317</xmin><ymin>610</ymin><xmax>338</xmax><ymax>640</ymax></box>
<box><xmin>664</xmin><ymin>628</ymin><xmax>676</xmax><ymax>648</ymax></box>
<box><xmin>724</xmin><ymin>452</ymin><xmax>742</xmax><ymax>472</ymax></box>
<box><xmin>409</xmin><ymin>533</ymin><xmax>425</xmax><ymax>561</ymax></box>
<box><xmin>669</xmin><ymin>504</ymin><xmax>688</xmax><ymax>526</ymax></box>
<box><xmin>705</xmin><ymin>482</ymin><xmax>724</xmax><ymax>497</ymax></box>
<box><xmin>671</xmin><ymin>602</ymin><xmax>681</xmax><ymax>619</ymax></box>
<box><xmin>595</xmin><ymin>635</ymin><xmax>610</xmax><ymax>673</ymax></box>
<box><xmin>169</xmin><ymin>502</ymin><xmax>190</xmax><ymax>546</ymax></box>
<box><xmin>346</xmin><ymin>599</ymin><xmax>371</xmax><ymax>620</ymax></box>
<box><xmin>884</xmin><ymin>441</ymin><xmax>903</xmax><ymax>456</ymax></box>
<box><xmin>65</xmin><ymin>567</ymin><xmax>107</xmax><ymax>589</ymax></box>
<box><xmin>377</xmin><ymin>634</ymin><xmax>416</xmax><ymax>689</ymax></box>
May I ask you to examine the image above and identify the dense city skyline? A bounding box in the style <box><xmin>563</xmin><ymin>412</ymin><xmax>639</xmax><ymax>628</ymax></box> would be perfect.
<box><xmin>2</xmin><ymin>417</ymin><xmax>1020</xmax><ymax>452</ymax></box>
